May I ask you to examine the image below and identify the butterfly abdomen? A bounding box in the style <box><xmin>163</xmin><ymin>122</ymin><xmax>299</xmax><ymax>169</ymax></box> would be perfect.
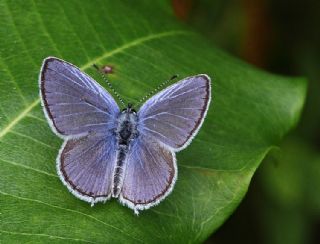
<box><xmin>112</xmin><ymin>110</ymin><xmax>138</xmax><ymax>197</ymax></box>
<box><xmin>112</xmin><ymin>146</ymin><xmax>127</xmax><ymax>197</ymax></box>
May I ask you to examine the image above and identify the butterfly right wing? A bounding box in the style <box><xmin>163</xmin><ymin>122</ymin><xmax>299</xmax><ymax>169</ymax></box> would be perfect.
<box><xmin>137</xmin><ymin>75</ymin><xmax>211</xmax><ymax>151</ymax></box>
<box><xmin>119</xmin><ymin>75</ymin><xmax>211</xmax><ymax>213</ymax></box>
<box><xmin>58</xmin><ymin>133</ymin><xmax>118</xmax><ymax>204</ymax></box>
<box><xmin>39</xmin><ymin>57</ymin><xmax>120</xmax><ymax>138</ymax></box>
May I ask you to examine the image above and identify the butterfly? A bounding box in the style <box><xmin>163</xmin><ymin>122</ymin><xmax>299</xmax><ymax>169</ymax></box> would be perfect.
<box><xmin>39</xmin><ymin>57</ymin><xmax>211</xmax><ymax>214</ymax></box>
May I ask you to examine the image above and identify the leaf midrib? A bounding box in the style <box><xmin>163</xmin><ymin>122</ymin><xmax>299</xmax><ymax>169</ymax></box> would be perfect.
<box><xmin>0</xmin><ymin>30</ymin><xmax>191</xmax><ymax>141</ymax></box>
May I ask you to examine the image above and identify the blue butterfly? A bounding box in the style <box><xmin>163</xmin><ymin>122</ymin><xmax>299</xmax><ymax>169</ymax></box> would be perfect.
<box><xmin>39</xmin><ymin>57</ymin><xmax>211</xmax><ymax>214</ymax></box>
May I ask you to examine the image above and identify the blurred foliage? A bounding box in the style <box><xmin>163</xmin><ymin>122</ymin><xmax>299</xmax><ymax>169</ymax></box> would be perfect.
<box><xmin>259</xmin><ymin>138</ymin><xmax>320</xmax><ymax>244</ymax></box>
<box><xmin>172</xmin><ymin>0</ymin><xmax>320</xmax><ymax>243</ymax></box>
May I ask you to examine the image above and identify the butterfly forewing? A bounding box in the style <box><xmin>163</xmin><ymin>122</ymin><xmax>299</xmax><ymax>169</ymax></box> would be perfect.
<box><xmin>137</xmin><ymin>75</ymin><xmax>211</xmax><ymax>151</ymax></box>
<box><xmin>40</xmin><ymin>57</ymin><xmax>120</xmax><ymax>137</ymax></box>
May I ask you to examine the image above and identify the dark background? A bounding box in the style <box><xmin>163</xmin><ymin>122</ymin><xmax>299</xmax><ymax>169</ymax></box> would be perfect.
<box><xmin>172</xmin><ymin>0</ymin><xmax>320</xmax><ymax>243</ymax></box>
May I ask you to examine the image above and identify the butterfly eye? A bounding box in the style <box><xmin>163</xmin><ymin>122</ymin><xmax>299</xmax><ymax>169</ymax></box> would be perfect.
<box><xmin>131</xmin><ymin>109</ymin><xmax>137</xmax><ymax>114</ymax></box>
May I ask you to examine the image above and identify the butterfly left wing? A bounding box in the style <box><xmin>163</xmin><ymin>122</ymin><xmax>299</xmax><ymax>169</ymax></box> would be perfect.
<box><xmin>119</xmin><ymin>135</ymin><xmax>176</xmax><ymax>214</ymax></box>
<box><xmin>137</xmin><ymin>75</ymin><xmax>211</xmax><ymax>151</ymax></box>
<box><xmin>39</xmin><ymin>57</ymin><xmax>120</xmax><ymax>138</ymax></box>
<box><xmin>39</xmin><ymin>57</ymin><xmax>120</xmax><ymax>205</ymax></box>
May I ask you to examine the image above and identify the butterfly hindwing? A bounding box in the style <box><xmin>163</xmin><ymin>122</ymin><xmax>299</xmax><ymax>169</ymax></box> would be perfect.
<box><xmin>137</xmin><ymin>75</ymin><xmax>211</xmax><ymax>151</ymax></box>
<box><xmin>119</xmin><ymin>134</ymin><xmax>177</xmax><ymax>213</ymax></box>
<box><xmin>58</xmin><ymin>134</ymin><xmax>118</xmax><ymax>204</ymax></box>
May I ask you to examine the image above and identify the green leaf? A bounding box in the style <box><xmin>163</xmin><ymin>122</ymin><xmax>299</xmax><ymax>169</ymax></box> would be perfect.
<box><xmin>0</xmin><ymin>1</ymin><xmax>307</xmax><ymax>243</ymax></box>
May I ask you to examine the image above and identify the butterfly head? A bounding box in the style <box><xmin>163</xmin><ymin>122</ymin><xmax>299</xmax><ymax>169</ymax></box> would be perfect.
<box><xmin>122</xmin><ymin>103</ymin><xmax>137</xmax><ymax>114</ymax></box>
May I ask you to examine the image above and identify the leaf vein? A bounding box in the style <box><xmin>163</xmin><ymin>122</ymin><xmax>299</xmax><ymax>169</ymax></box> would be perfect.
<box><xmin>0</xmin><ymin>230</ymin><xmax>95</xmax><ymax>243</ymax></box>
<box><xmin>0</xmin><ymin>158</ymin><xmax>57</xmax><ymax>177</ymax></box>
<box><xmin>0</xmin><ymin>191</ymin><xmax>143</xmax><ymax>243</ymax></box>
<box><xmin>9</xmin><ymin>130</ymin><xmax>56</xmax><ymax>149</ymax></box>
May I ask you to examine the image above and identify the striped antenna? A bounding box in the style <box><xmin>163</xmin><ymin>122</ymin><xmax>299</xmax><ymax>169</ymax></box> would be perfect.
<box><xmin>136</xmin><ymin>74</ymin><xmax>179</xmax><ymax>107</ymax></box>
<box><xmin>92</xmin><ymin>64</ymin><xmax>126</xmax><ymax>107</ymax></box>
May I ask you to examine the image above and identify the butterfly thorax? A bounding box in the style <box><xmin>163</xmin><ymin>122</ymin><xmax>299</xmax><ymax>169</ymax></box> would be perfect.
<box><xmin>116</xmin><ymin>109</ymin><xmax>138</xmax><ymax>145</ymax></box>
<box><xmin>112</xmin><ymin>107</ymin><xmax>138</xmax><ymax>197</ymax></box>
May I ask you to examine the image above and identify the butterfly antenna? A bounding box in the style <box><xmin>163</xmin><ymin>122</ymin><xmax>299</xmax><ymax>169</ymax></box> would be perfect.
<box><xmin>136</xmin><ymin>74</ymin><xmax>179</xmax><ymax>107</ymax></box>
<box><xmin>93</xmin><ymin>64</ymin><xmax>126</xmax><ymax>107</ymax></box>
